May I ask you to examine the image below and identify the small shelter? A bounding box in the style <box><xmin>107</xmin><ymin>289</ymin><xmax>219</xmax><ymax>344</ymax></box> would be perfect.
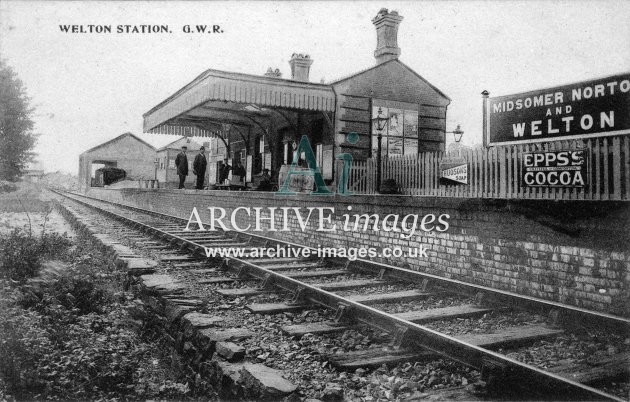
<box><xmin>78</xmin><ymin>132</ymin><xmax>156</xmax><ymax>190</ymax></box>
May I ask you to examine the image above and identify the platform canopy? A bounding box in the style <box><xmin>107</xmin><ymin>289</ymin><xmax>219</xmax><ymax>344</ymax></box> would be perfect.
<box><xmin>143</xmin><ymin>69</ymin><xmax>336</xmax><ymax>138</ymax></box>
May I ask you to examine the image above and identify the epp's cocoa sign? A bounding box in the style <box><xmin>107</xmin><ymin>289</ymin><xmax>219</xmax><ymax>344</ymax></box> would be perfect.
<box><xmin>522</xmin><ymin>149</ymin><xmax>586</xmax><ymax>187</ymax></box>
<box><xmin>486</xmin><ymin>73</ymin><xmax>630</xmax><ymax>146</ymax></box>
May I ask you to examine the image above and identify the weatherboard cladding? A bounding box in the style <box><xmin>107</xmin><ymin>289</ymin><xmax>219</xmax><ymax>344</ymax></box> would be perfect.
<box><xmin>419</xmin><ymin>118</ymin><xmax>446</xmax><ymax>130</ymax></box>
<box><xmin>329</xmin><ymin>60</ymin><xmax>449</xmax><ymax>154</ymax></box>
<box><xmin>339</xmin><ymin>95</ymin><xmax>370</xmax><ymax>111</ymax></box>
<box><xmin>337</xmin><ymin>94</ymin><xmax>372</xmax><ymax>159</ymax></box>
<box><xmin>143</xmin><ymin>70</ymin><xmax>336</xmax><ymax>133</ymax></box>
<box><xmin>418</xmin><ymin>105</ymin><xmax>447</xmax><ymax>119</ymax></box>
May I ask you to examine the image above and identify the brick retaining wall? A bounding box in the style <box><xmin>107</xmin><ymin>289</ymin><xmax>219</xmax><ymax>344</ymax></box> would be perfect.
<box><xmin>85</xmin><ymin>188</ymin><xmax>630</xmax><ymax>316</ymax></box>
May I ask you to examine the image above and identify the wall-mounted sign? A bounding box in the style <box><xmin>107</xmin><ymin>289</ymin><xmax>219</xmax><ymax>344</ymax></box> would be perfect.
<box><xmin>485</xmin><ymin>73</ymin><xmax>630</xmax><ymax>146</ymax></box>
<box><xmin>263</xmin><ymin>153</ymin><xmax>271</xmax><ymax>170</ymax></box>
<box><xmin>440</xmin><ymin>157</ymin><xmax>468</xmax><ymax>185</ymax></box>
<box><xmin>522</xmin><ymin>149</ymin><xmax>586</xmax><ymax>187</ymax></box>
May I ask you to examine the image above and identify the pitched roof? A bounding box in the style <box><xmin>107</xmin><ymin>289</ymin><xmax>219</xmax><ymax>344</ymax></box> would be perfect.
<box><xmin>144</xmin><ymin>68</ymin><xmax>333</xmax><ymax>117</ymax></box>
<box><xmin>330</xmin><ymin>59</ymin><xmax>451</xmax><ymax>101</ymax></box>
<box><xmin>143</xmin><ymin>68</ymin><xmax>336</xmax><ymax>134</ymax></box>
<box><xmin>157</xmin><ymin>136</ymin><xmax>204</xmax><ymax>151</ymax></box>
<box><xmin>396</xmin><ymin>60</ymin><xmax>451</xmax><ymax>102</ymax></box>
<box><xmin>81</xmin><ymin>132</ymin><xmax>156</xmax><ymax>155</ymax></box>
<box><xmin>327</xmin><ymin>61</ymin><xmax>387</xmax><ymax>84</ymax></box>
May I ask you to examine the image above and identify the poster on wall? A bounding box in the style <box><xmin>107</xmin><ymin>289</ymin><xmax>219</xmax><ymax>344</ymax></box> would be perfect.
<box><xmin>486</xmin><ymin>73</ymin><xmax>630</xmax><ymax>146</ymax></box>
<box><xmin>388</xmin><ymin>137</ymin><xmax>403</xmax><ymax>155</ymax></box>
<box><xmin>388</xmin><ymin>108</ymin><xmax>403</xmax><ymax>137</ymax></box>
<box><xmin>404</xmin><ymin>139</ymin><xmax>418</xmax><ymax>156</ymax></box>
<box><xmin>263</xmin><ymin>153</ymin><xmax>271</xmax><ymax>170</ymax></box>
<box><xmin>403</xmin><ymin>110</ymin><xmax>419</xmax><ymax>138</ymax></box>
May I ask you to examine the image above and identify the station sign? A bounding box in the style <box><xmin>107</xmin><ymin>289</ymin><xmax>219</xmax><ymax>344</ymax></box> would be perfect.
<box><xmin>485</xmin><ymin>73</ymin><xmax>630</xmax><ymax>146</ymax></box>
<box><xmin>440</xmin><ymin>157</ymin><xmax>468</xmax><ymax>185</ymax></box>
<box><xmin>522</xmin><ymin>149</ymin><xmax>586</xmax><ymax>188</ymax></box>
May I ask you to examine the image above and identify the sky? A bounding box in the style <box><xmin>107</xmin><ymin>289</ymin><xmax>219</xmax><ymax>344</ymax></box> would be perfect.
<box><xmin>1</xmin><ymin>0</ymin><xmax>629</xmax><ymax>174</ymax></box>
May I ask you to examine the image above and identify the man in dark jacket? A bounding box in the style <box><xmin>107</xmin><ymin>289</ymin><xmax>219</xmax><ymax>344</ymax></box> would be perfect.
<box><xmin>175</xmin><ymin>146</ymin><xmax>188</xmax><ymax>189</ymax></box>
<box><xmin>193</xmin><ymin>146</ymin><xmax>207</xmax><ymax>190</ymax></box>
<box><xmin>233</xmin><ymin>161</ymin><xmax>246</xmax><ymax>184</ymax></box>
<box><xmin>257</xmin><ymin>168</ymin><xmax>273</xmax><ymax>191</ymax></box>
<box><xmin>219</xmin><ymin>159</ymin><xmax>232</xmax><ymax>185</ymax></box>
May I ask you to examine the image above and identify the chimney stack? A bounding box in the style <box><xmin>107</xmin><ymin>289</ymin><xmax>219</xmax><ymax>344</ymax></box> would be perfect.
<box><xmin>372</xmin><ymin>8</ymin><xmax>403</xmax><ymax>64</ymax></box>
<box><xmin>264</xmin><ymin>67</ymin><xmax>282</xmax><ymax>78</ymax></box>
<box><xmin>289</xmin><ymin>53</ymin><xmax>313</xmax><ymax>82</ymax></box>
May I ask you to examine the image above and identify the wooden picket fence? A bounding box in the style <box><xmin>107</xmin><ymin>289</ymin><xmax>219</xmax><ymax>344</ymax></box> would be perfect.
<box><xmin>346</xmin><ymin>135</ymin><xmax>630</xmax><ymax>200</ymax></box>
<box><xmin>346</xmin><ymin>158</ymin><xmax>378</xmax><ymax>194</ymax></box>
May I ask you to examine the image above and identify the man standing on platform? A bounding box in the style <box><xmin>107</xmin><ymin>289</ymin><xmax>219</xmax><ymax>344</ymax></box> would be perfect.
<box><xmin>175</xmin><ymin>145</ymin><xmax>188</xmax><ymax>189</ymax></box>
<box><xmin>234</xmin><ymin>160</ymin><xmax>246</xmax><ymax>184</ymax></box>
<box><xmin>219</xmin><ymin>159</ymin><xmax>232</xmax><ymax>185</ymax></box>
<box><xmin>193</xmin><ymin>146</ymin><xmax>207</xmax><ymax>190</ymax></box>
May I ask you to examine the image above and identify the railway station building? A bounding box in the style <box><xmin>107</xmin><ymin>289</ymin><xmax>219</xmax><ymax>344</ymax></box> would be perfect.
<box><xmin>84</xmin><ymin>8</ymin><xmax>629</xmax><ymax>318</ymax></box>
<box><xmin>142</xmin><ymin>9</ymin><xmax>450</xmax><ymax>186</ymax></box>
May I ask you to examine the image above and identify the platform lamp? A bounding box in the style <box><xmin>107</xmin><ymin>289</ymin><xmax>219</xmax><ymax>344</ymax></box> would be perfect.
<box><xmin>447</xmin><ymin>125</ymin><xmax>464</xmax><ymax>143</ymax></box>
<box><xmin>372</xmin><ymin>107</ymin><xmax>390</xmax><ymax>192</ymax></box>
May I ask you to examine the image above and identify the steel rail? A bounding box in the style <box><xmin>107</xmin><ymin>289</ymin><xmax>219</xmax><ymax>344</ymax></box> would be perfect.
<box><xmin>59</xmin><ymin>190</ymin><xmax>630</xmax><ymax>331</ymax></box>
<box><xmin>54</xmin><ymin>190</ymin><xmax>625</xmax><ymax>401</ymax></box>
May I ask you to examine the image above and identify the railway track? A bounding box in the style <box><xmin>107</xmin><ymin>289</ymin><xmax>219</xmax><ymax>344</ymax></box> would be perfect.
<box><xmin>53</xmin><ymin>190</ymin><xmax>629</xmax><ymax>401</ymax></box>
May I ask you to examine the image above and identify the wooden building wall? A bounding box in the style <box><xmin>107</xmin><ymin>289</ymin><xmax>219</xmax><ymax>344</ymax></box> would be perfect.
<box><xmin>332</xmin><ymin>60</ymin><xmax>450</xmax><ymax>159</ymax></box>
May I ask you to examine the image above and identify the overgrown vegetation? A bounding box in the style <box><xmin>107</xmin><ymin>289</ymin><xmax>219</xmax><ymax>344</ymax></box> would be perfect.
<box><xmin>0</xmin><ymin>229</ymin><xmax>72</xmax><ymax>283</ymax></box>
<box><xmin>0</xmin><ymin>221</ymin><xmax>205</xmax><ymax>400</ymax></box>
<box><xmin>0</xmin><ymin>181</ymin><xmax>18</xmax><ymax>193</ymax></box>
<box><xmin>0</xmin><ymin>182</ymin><xmax>55</xmax><ymax>214</ymax></box>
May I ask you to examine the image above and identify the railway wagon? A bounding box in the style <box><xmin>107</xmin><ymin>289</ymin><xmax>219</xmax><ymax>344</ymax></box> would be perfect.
<box><xmin>93</xmin><ymin>167</ymin><xmax>126</xmax><ymax>187</ymax></box>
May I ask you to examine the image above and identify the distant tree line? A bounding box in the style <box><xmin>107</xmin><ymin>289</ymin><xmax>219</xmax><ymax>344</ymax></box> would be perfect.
<box><xmin>0</xmin><ymin>59</ymin><xmax>37</xmax><ymax>181</ymax></box>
